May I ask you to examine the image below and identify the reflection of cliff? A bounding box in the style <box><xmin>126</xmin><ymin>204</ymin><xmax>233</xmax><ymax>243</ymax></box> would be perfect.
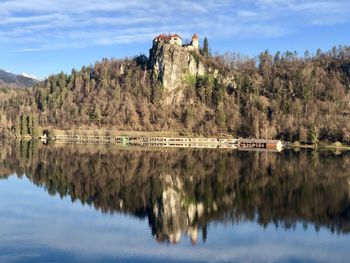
<box><xmin>1</xmin><ymin>142</ymin><xmax>350</xmax><ymax>243</ymax></box>
<box><xmin>151</xmin><ymin>174</ymin><xmax>206</xmax><ymax>244</ymax></box>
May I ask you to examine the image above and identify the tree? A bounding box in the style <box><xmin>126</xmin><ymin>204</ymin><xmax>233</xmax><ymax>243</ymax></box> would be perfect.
<box><xmin>274</xmin><ymin>51</ymin><xmax>281</xmax><ymax>63</ymax></box>
<box><xmin>316</xmin><ymin>48</ymin><xmax>322</xmax><ymax>57</ymax></box>
<box><xmin>27</xmin><ymin>115</ymin><xmax>33</xmax><ymax>136</ymax></box>
<box><xmin>202</xmin><ymin>37</ymin><xmax>209</xmax><ymax>57</ymax></box>
<box><xmin>310</xmin><ymin>124</ymin><xmax>319</xmax><ymax>147</ymax></box>
<box><xmin>15</xmin><ymin>116</ymin><xmax>21</xmax><ymax>136</ymax></box>
<box><xmin>299</xmin><ymin>126</ymin><xmax>308</xmax><ymax>142</ymax></box>
<box><xmin>31</xmin><ymin>114</ymin><xmax>39</xmax><ymax>137</ymax></box>
<box><xmin>304</xmin><ymin>50</ymin><xmax>310</xmax><ymax>58</ymax></box>
<box><xmin>259</xmin><ymin>50</ymin><xmax>272</xmax><ymax>78</ymax></box>
<box><xmin>215</xmin><ymin>102</ymin><xmax>227</xmax><ymax>131</ymax></box>
<box><xmin>92</xmin><ymin>105</ymin><xmax>102</xmax><ymax>127</ymax></box>
<box><xmin>212</xmin><ymin>79</ymin><xmax>225</xmax><ymax>107</ymax></box>
<box><xmin>20</xmin><ymin>115</ymin><xmax>28</xmax><ymax>137</ymax></box>
<box><xmin>134</xmin><ymin>54</ymin><xmax>148</xmax><ymax>69</ymax></box>
<box><xmin>37</xmin><ymin>91</ymin><xmax>47</xmax><ymax>111</ymax></box>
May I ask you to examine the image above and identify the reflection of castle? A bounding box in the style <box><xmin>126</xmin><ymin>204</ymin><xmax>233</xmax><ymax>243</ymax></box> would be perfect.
<box><xmin>153</xmin><ymin>33</ymin><xmax>199</xmax><ymax>52</ymax></box>
<box><xmin>150</xmin><ymin>174</ymin><xmax>208</xmax><ymax>245</ymax></box>
<box><xmin>151</xmin><ymin>202</ymin><xmax>202</xmax><ymax>245</ymax></box>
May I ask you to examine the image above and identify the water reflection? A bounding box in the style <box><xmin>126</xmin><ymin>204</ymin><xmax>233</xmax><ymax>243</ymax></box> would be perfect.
<box><xmin>1</xmin><ymin>141</ymin><xmax>350</xmax><ymax>245</ymax></box>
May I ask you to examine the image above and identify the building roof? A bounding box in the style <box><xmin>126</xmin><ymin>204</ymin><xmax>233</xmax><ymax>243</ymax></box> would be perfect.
<box><xmin>154</xmin><ymin>34</ymin><xmax>168</xmax><ymax>41</ymax></box>
<box><xmin>154</xmin><ymin>34</ymin><xmax>182</xmax><ymax>41</ymax></box>
<box><xmin>171</xmin><ymin>34</ymin><xmax>182</xmax><ymax>39</ymax></box>
<box><xmin>192</xmin><ymin>33</ymin><xmax>198</xmax><ymax>39</ymax></box>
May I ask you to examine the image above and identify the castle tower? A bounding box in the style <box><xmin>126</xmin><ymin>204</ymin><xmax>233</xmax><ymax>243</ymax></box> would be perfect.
<box><xmin>191</xmin><ymin>34</ymin><xmax>199</xmax><ymax>51</ymax></box>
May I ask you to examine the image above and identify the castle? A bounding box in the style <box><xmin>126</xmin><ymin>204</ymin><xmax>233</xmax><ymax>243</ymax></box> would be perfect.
<box><xmin>153</xmin><ymin>33</ymin><xmax>199</xmax><ymax>52</ymax></box>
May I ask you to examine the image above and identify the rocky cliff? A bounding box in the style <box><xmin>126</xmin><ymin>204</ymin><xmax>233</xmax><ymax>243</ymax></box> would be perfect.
<box><xmin>149</xmin><ymin>43</ymin><xmax>208</xmax><ymax>105</ymax></box>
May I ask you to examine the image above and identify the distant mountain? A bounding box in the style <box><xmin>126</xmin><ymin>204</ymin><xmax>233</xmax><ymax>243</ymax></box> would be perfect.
<box><xmin>20</xmin><ymin>72</ymin><xmax>41</xmax><ymax>81</ymax></box>
<box><xmin>0</xmin><ymin>68</ymin><xmax>39</xmax><ymax>88</ymax></box>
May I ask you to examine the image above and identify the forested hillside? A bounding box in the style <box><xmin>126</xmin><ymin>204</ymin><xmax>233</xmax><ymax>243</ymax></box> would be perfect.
<box><xmin>1</xmin><ymin>46</ymin><xmax>350</xmax><ymax>143</ymax></box>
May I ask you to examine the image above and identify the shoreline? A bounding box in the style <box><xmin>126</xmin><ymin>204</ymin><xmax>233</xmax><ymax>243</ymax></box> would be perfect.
<box><xmin>3</xmin><ymin>128</ymin><xmax>350</xmax><ymax>151</ymax></box>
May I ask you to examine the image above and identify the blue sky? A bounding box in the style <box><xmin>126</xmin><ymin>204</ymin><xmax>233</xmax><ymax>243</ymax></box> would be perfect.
<box><xmin>0</xmin><ymin>0</ymin><xmax>349</xmax><ymax>79</ymax></box>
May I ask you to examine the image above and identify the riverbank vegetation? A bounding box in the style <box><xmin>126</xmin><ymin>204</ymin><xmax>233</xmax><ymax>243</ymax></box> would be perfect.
<box><xmin>0</xmin><ymin>45</ymin><xmax>349</xmax><ymax>144</ymax></box>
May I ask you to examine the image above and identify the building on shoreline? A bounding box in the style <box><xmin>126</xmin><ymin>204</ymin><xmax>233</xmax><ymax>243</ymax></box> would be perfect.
<box><xmin>238</xmin><ymin>138</ymin><xmax>283</xmax><ymax>151</ymax></box>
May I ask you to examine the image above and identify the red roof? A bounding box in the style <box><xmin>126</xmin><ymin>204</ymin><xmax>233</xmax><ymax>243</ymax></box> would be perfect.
<box><xmin>154</xmin><ymin>34</ymin><xmax>182</xmax><ymax>41</ymax></box>
<box><xmin>192</xmin><ymin>33</ymin><xmax>198</xmax><ymax>39</ymax></box>
<box><xmin>154</xmin><ymin>34</ymin><xmax>167</xmax><ymax>40</ymax></box>
<box><xmin>171</xmin><ymin>34</ymin><xmax>182</xmax><ymax>39</ymax></box>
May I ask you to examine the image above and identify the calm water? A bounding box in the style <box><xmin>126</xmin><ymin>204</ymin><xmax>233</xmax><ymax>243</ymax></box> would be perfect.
<box><xmin>0</xmin><ymin>142</ymin><xmax>350</xmax><ymax>263</ymax></box>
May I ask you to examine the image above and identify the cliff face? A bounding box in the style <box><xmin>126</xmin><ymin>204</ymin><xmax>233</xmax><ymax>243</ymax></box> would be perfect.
<box><xmin>149</xmin><ymin>43</ymin><xmax>206</xmax><ymax>105</ymax></box>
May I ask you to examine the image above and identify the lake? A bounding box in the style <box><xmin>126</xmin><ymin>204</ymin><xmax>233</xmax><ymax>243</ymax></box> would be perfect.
<box><xmin>0</xmin><ymin>142</ymin><xmax>350</xmax><ymax>263</ymax></box>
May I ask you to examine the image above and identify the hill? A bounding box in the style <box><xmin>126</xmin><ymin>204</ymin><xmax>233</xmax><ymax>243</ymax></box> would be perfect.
<box><xmin>0</xmin><ymin>68</ymin><xmax>39</xmax><ymax>88</ymax></box>
<box><xmin>0</xmin><ymin>37</ymin><xmax>350</xmax><ymax>144</ymax></box>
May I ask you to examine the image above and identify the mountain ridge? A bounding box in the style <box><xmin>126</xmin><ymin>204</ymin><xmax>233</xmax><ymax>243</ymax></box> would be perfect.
<box><xmin>0</xmin><ymin>68</ymin><xmax>39</xmax><ymax>88</ymax></box>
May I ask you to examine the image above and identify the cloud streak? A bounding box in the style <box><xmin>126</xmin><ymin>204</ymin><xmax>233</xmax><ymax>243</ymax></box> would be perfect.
<box><xmin>0</xmin><ymin>0</ymin><xmax>349</xmax><ymax>52</ymax></box>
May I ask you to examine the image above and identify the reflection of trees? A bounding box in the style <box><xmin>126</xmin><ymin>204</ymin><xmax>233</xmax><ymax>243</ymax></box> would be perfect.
<box><xmin>1</xmin><ymin>142</ymin><xmax>350</xmax><ymax>243</ymax></box>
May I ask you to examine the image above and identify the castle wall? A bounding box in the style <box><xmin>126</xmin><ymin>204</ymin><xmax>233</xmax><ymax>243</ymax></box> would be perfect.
<box><xmin>191</xmin><ymin>39</ymin><xmax>199</xmax><ymax>50</ymax></box>
<box><xmin>169</xmin><ymin>37</ymin><xmax>182</xmax><ymax>46</ymax></box>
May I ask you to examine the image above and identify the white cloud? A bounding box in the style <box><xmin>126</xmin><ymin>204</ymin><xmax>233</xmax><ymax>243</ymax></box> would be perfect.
<box><xmin>16</xmin><ymin>48</ymin><xmax>44</xmax><ymax>52</ymax></box>
<box><xmin>237</xmin><ymin>10</ymin><xmax>257</xmax><ymax>17</ymax></box>
<box><xmin>0</xmin><ymin>0</ymin><xmax>348</xmax><ymax>51</ymax></box>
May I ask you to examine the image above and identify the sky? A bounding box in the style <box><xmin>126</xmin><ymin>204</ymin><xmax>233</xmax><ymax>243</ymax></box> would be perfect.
<box><xmin>0</xmin><ymin>0</ymin><xmax>349</xmax><ymax>79</ymax></box>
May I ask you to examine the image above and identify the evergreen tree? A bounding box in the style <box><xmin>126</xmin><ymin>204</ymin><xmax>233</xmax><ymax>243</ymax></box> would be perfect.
<box><xmin>203</xmin><ymin>37</ymin><xmax>209</xmax><ymax>57</ymax></box>
<box><xmin>37</xmin><ymin>91</ymin><xmax>47</xmax><ymax>112</ymax></box>
<box><xmin>304</xmin><ymin>50</ymin><xmax>310</xmax><ymax>58</ymax></box>
<box><xmin>27</xmin><ymin>115</ymin><xmax>33</xmax><ymax>136</ymax></box>
<box><xmin>215</xmin><ymin>102</ymin><xmax>226</xmax><ymax>130</ymax></box>
<box><xmin>20</xmin><ymin>115</ymin><xmax>28</xmax><ymax>137</ymax></box>
<box><xmin>31</xmin><ymin>114</ymin><xmax>39</xmax><ymax>137</ymax></box>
